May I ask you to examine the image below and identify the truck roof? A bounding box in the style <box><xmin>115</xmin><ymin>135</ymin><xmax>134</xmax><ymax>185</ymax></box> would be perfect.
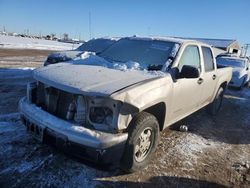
<box><xmin>125</xmin><ymin>36</ymin><xmax>206</xmax><ymax>45</ymax></box>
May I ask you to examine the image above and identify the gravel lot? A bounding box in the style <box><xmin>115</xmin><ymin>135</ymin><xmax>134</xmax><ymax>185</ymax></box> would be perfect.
<box><xmin>0</xmin><ymin>49</ymin><xmax>250</xmax><ymax>188</ymax></box>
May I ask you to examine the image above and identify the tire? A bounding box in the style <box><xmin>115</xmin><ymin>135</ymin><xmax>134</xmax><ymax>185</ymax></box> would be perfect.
<box><xmin>206</xmin><ymin>87</ymin><xmax>224</xmax><ymax>116</ymax></box>
<box><xmin>121</xmin><ymin>112</ymin><xmax>159</xmax><ymax>173</ymax></box>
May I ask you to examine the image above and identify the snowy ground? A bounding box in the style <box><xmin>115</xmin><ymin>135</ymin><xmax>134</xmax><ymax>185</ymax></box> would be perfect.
<box><xmin>0</xmin><ymin>35</ymin><xmax>80</xmax><ymax>51</ymax></box>
<box><xmin>0</xmin><ymin>50</ymin><xmax>250</xmax><ymax>187</ymax></box>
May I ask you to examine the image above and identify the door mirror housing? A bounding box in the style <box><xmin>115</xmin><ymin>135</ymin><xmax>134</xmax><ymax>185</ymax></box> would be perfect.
<box><xmin>180</xmin><ymin>65</ymin><xmax>200</xmax><ymax>78</ymax></box>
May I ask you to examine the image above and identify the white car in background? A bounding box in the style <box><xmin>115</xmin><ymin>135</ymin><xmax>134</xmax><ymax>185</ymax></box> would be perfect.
<box><xmin>217</xmin><ymin>56</ymin><xmax>250</xmax><ymax>89</ymax></box>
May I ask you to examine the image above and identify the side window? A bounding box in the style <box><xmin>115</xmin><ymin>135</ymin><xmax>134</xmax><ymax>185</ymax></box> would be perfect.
<box><xmin>178</xmin><ymin>45</ymin><xmax>201</xmax><ymax>72</ymax></box>
<box><xmin>202</xmin><ymin>47</ymin><xmax>214</xmax><ymax>72</ymax></box>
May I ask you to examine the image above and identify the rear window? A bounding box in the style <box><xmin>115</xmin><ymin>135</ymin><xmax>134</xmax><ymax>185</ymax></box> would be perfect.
<box><xmin>202</xmin><ymin>47</ymin><xmax>214</xmax><ymax>72</ymax></box>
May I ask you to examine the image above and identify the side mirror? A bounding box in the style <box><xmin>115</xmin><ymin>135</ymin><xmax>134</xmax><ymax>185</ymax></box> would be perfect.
<box><xmin>180</xmin><ymin>65</ymin><xmax>200</xmax><ymax>78</ymax></box>
<box><xmin>168</xmin><ymin>67</ymin><xmax>180</xmax><ymax>82</ymax></box>
<box><xmin>246</xmin><ymin>67</ymin><xmax>249</xmax><ymax>71</ymax></box>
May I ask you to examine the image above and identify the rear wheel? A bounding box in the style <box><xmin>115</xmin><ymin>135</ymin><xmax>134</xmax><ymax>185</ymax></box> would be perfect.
<box><xmin>121</xmin><ymin>112</ymin><xmax>159</xmax><ymax>173</ymax></box>
<box><xmin>206</xmin><ymin>87</ymin><xmax>224</xmax><ymax>116</ymax></box>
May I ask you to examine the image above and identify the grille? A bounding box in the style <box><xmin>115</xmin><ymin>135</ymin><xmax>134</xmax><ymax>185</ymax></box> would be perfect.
<box><xmin>35</xmin><ymin>82</ymin><xmax>83</xmax><ymax>121</ymax></box>
<box><xmin>74</xmin><ymin>96</ymin><xmax>87</xmax><ymax>125</ymax></box>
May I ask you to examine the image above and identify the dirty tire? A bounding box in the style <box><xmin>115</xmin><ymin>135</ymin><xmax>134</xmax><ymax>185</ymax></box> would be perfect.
<box><xmin>121</xmin><ymin>112</ymin><xmax>159</xmax><ymax>173</ymax></box>
<box><xmin>206</xmin><ymin>87</ymin><xmax>224</xmax><ymax>116</ymax></box>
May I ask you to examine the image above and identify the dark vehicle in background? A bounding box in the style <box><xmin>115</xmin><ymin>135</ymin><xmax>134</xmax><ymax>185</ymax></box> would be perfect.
<box><xmin>44</xmin><ymin>38</ymin><xmax>117</xmax><ymax>66</ymax></box>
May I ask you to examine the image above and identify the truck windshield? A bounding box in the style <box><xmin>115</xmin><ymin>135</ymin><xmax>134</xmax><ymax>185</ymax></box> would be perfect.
<box><xmin>217</xmin><ymin>58</ymin><xmax>245</xmax><ymax>68</ymax></box>
<box><xmin>99</xmin><ymin>38</ymin><xmax>177</xmax><ymax>70</ymax></box>
<box><xmin>77</xmin><ymin>39</ymin><xmax>115</xmax><ymax>53</ymax></box>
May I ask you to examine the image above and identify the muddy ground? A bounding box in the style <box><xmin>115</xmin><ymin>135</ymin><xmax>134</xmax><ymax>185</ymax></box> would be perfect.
<box><xmin>0</xmin><ymin>49</ymin><xmax>250</xmax><ymax>188</ymax></box>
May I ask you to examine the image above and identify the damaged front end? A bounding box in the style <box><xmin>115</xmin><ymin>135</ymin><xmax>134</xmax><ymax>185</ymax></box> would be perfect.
<box><xmin>19</xmin><ymin>81</ymin><xmax>128</xmax><ymax>165</ymax></box>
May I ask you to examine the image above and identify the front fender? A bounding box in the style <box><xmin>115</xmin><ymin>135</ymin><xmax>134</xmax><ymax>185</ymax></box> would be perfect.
<box><xmin>111</xmin><ymin>75</ymin><xmax>173</xmax><ymax>130</ymax></box>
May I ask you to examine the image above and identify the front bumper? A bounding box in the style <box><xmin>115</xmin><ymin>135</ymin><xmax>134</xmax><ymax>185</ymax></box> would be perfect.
<box><xmin>18</xmin><ymin>97</ymin><xmax>128</xmax><ymax>164</ymax></box>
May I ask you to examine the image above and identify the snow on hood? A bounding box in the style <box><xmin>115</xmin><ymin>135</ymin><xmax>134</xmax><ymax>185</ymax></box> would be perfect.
<box><xmin>34</xmin><ymin>61</ymin><xmax>163</xmax><ymax>96</ymax></box>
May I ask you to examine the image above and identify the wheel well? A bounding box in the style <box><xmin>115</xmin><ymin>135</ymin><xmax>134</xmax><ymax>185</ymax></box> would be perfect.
<box><xmin>143</xmin><ymin>102</ymin><xmax>166</xmax><ymax>131</ymax></box>
<box><xmin>220</xmin><ymin>81</ymin><xmax>227</xmax><ymax>89</ymax></box>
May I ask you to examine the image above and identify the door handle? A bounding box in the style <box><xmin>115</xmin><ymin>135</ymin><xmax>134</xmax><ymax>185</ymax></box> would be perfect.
<box><xmin>197</xmin><ymin>78</ymin><xmax>204</xmax><ymax>84</ymax></box>
<box><xmin>212</xmin><ymin>75</ymin><xmax>216</xmax><ymax>80</ymax></box>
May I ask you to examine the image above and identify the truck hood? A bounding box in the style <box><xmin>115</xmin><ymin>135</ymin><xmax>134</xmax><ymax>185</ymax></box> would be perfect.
<box><xmin>34</xmin><ymin>63</ymin><xmax>161</xmax><ymax>96</ymax></box>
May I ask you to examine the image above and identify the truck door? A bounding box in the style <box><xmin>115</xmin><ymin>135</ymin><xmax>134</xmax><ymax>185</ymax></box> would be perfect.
<box><xmin>199</xmin><ymin>46</ymin><xmax>217</xmax><ymax>105</ymax></box>
<box><xmin>170</xmin><ymin>45</ymin><xmax>203</xmax><ymax>120</ymax></box>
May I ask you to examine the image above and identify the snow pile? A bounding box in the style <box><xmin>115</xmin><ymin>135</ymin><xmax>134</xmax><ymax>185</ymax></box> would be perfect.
<box><xmin>74</xmin><ymin>52</ymin><xmax>110</xmax><ymax>68</ymax></box>
<box><xmin>112</xmin><ymin>61</ymin><xmax>140</xmax><ymax>71</ymax></box>
<box><xmin>171</xmin><ymin>133</ymin><xmax>217</xmax><ymax>166</ymax></box>
<box><xmin>80</xmin><ymin>51</ymin><xmax>96</xmax><ymax>59</ymax></box>
<box><xmin>0</xmin><ymin>35</ymin><xmax>80</xmax><ymax>51</ymax></box>
<box><xmin>74</xmin><ymin>53</ymin><xmax>166</xmax><ymax>74</ymax></box>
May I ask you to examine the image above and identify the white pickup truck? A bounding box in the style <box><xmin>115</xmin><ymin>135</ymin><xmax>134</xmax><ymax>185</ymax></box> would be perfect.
<box><xmin>19</xmin><ymin>37</ymin><xmax>232</xmax><ymax>172</ymax></box>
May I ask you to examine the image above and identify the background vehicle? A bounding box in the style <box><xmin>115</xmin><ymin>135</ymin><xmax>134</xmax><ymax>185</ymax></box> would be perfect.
<box><xmin>19</xmin><ymin>37</ymin><xmax>232</xmax><ymax>172</ymax></box>
<box><xmin>217</xmin><ymin>56</ymin><xmax>250</xmax><ymax>89</ymax></box>
<box><xmin>44</xmin><ymin>38</ymin><xmax>117</xmax><ymax>66</ymax></box>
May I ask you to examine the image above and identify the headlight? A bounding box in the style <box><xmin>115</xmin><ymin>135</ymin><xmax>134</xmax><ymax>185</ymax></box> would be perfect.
<box><xmin>87</xmin><ymin>97</ymin><xmax>122</xmax><ymax>132</ymax></box>
<box><xmin>89</xmin><ymin>107</ymin><xmax>113</xmax><ymax>125</ymax></box>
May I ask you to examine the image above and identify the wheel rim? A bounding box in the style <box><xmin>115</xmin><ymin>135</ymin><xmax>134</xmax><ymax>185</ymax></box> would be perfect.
<box><xmin>134</xmin><ymin>127</ymin><xmax>153</xmax><ymax>162</ymax></box>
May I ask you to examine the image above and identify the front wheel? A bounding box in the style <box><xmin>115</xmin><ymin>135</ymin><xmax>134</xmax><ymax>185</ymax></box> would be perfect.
<box><xmin>206</xmin><ymin>87</ymin><xmax>224</xmax><ymax>116</ymax></box>
<box><xmin>121</xmin><ymin>112</ymin><xmax>159</xmax><ymax>173</ymax></box>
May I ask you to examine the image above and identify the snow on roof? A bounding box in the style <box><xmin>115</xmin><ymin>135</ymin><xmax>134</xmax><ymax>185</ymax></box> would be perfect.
<box><xmin>90</xmin><ymin>37</ymin><xmax>120</xmax><ymax>41</ymax></box>
<box><xmin>179</xmin><ymin>37</ymin><xmax>237</xmax><ymax>48</ymax></box>
<box><xmin>125</xmin><ymin>36</ymin><xmax>194</xmax><ymax>44</ymax></box>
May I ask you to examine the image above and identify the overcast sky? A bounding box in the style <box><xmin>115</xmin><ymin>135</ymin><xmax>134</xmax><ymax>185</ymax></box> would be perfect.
<box><xmin>0</xmin><ymin>0</ymin><xmax>249</xmax><ymax>51</ymax></box>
